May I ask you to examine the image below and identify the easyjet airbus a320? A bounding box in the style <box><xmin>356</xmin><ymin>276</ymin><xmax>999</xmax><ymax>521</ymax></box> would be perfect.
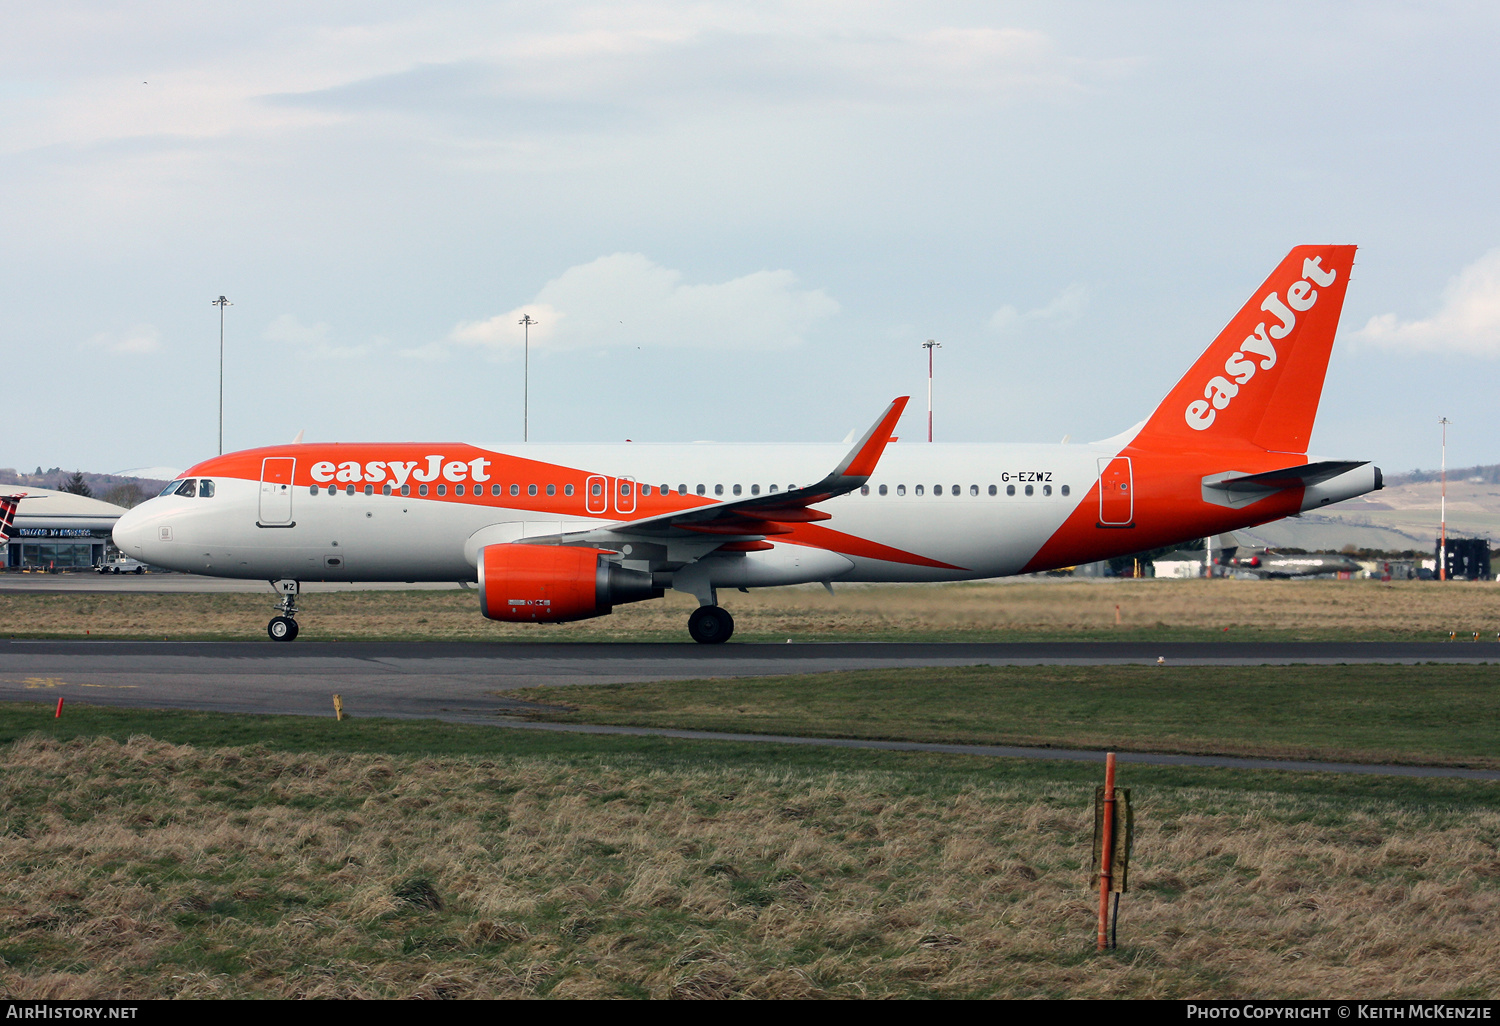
<box><xmin>111</xmin><ymin>246</ymin><xmax>1381</xmax><ymax>643</ymax></box>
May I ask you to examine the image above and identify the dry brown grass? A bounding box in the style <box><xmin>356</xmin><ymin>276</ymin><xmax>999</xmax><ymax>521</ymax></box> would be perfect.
<box><xmin>3</xmin><ymin>578</ymin><xmax>1500</xmax><ymax>641</ymax></box>
<box><xmin>2</xmin><ymin>734</ymin><xmax>1498</xmax><ymax>998</ymax></box>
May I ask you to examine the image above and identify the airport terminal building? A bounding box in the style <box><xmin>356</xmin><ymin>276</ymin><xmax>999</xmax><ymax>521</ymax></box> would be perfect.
<box><xmin>5</xmin><ymin>488</ymin><xmax>129</xmax><ymax>569</ymax></box>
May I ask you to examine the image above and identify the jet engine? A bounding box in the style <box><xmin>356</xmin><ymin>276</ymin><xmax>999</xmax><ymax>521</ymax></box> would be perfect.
<box><xmin>477</xmin><ymin>544</ymin><xmax>661</xmax><ymax>623</ymax></box>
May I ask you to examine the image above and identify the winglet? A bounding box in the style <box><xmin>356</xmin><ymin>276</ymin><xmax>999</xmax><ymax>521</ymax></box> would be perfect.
<box><xmin>833</xmin><ymin>397</ymin><xmax>908</xmax><ymax>481</ymax></box>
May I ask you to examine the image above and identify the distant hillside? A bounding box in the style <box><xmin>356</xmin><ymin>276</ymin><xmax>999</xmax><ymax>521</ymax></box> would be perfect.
<box><xmin>0</xmin><ymin>468</ymin><xmax>169</xmax><ymax>509</ymax></box>
<box><xmin>1386</xmin><ymin>464</ymin><xmax>1500</xmax><ymax>486</ymax></box>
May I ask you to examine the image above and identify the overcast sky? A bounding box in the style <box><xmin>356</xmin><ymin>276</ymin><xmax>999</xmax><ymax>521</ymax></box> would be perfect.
<box><xmin>4</xmin><ymin>2</ymin><xmax>1499</xmax><ymax>475</ymax></box>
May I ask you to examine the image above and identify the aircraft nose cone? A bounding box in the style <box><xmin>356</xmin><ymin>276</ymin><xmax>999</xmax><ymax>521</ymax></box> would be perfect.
<box><xmin>112</xmin><ymin>504</ymin><xmax>151</xmax><ymax>558</ymax></box>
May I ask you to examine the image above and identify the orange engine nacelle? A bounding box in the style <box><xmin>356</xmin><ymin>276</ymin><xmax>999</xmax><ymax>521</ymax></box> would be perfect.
<box><xmin>478</xmin><ymin>544</ymin><xmax>662</xmax><ymax>623</ymax></box>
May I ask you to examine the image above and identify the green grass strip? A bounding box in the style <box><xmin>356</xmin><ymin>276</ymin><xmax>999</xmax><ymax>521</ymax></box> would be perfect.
<box><xmin>506</xmin><ymin>663</ymin><xmax>1500</xmax><ymax>769</ymax></box>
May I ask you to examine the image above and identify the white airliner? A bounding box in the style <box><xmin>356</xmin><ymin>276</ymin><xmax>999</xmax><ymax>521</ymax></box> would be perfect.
<box><xmin>112</xmin><ymin>246</ymin><xmax>1381</xmax><ymax>643</ymax></box>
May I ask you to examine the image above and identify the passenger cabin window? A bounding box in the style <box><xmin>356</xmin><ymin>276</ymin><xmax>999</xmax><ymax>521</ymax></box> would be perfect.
<box><xmin>915</xmin><ymin>485</ymin><xmax>925</xmax><ymax>496</ymax></box>
<box><xmin>933</xmin><ymin>485</ymin><xmax>942</xmax><ymax>496</ymax></box>
<box><xmin>455</xmin><ymin>485</ymin><xmax>464</xmax><ymax>496</ymax></box>
<box><xmin>1061</xmin><ymin>485</ymin><xmax>1070</xmax><ymax>496</ymax></box>
<box><xmin>401</xmin><ymin>485</ymin><xmax>411</xmax><ymax>496</ymax></box>
<box><xmin>310</xmin><ymin>485</ymin><xmax>319</xmax><ymax>495</ymax></box>
<box><xmin>176</xmin><ymin>479</ymin><xmax>197</xmax><ymax>498</ymax></box>
<box><xmin>419</xmin><ymin>484</ymin><xmax>429</xmax><ymax>496</ymax></box>
<box><xmin>547</xmin><ymin>484</ymin><xmax>557</xmax><ymax>496</ymax></box>
<box><xmin>952</xmin><ymin>484</ymin><xmax>960</xmax><ymax>495</ymax></box>
<box><xmin>199</xmin><ymin>480</ymin><xmax>215</xmax><ymax>497</ymax></box>
<box><xmin>436</xmin><ymin>485</ymin><xmax>446</xmax><ymax>496</ymax></box>
<box><xmin>714</xmin><ymin>484</ymin><xmax>724</xmax><ymax>496</ymax></box>
<box><xmin>346</xmin><ymin>484</ymin><xmax>355</xmax><ymax>496</ymax></box>
<box><xmin>769</xmin><ymin>485</ymin><xmax>779</xmax><ymax>493</ymax></box>
<box><xmin>1043</xmin><ymin>484</ymin><xmax>1052</xmax><ymax>496</ymax></box>
<box><xmin>751</xmin><ymin>484</ymin><xmax>760</xmax><ymax>495</ymax></box>
<box><xmin>528</xmin><ymin>485</ymin><xmax>538</xmax><ymax>496</ymax></box>
<box><xmin>642</xmin><ymin>484</ymin><xmax>652</xmax><ymax>496</ymax></box>
<box><xmin>1007</xmin><ymin>484</ymin><xmax>1016</xmax><ymax>496</ymax></box>
<box><xmin>1025</xmin><ymin>484</ymin><xmax>1034</xmax><ymax>496</ymax></box>
<box><xmin>384</xmin><ymin>484</ymin><xmax>393</xmax><ymax>496</ymax></box>
<box><xmin>879</xmin><ymin>484</ymin><xmax>888</xmax><ymax>496</ymax></box>
<box><xmin>565</xmin><ymin>484</ymin><xmax>575</xmax><ymax>496</ymax></box>
<box><xmin>510</xmin><ymin>484</ymin><xmax>520</xmax><ymax>496</ymax></box>
<box><xmin>988</xmin><ymin>485</ymin><xmax>997</xmax><ymax>496</ymax></box>
<box><xmin>860</xmin><ymin>485</ymin><xmax>869</xmax><ymax>496</ymax></box>
<box><xmin>620</xmin><ymin>482</ymin><xmax>631</xmax><ymax>496</ymax></box>
<box><xmin>365</xmin><ymin>485</ymin><xmax>374</xmax><ymax>496</ymax></box>
<box><xmin>732</xmin><ymin>484</ymin><xmax>741</xmax><ymax>496</ymax></box>
<box><xmin>897</xmin><ymin>485</ymin><xmax>906</xmax><ymax>496</ymax></box>
<box><xmin>590</xmin><ymin>482</ymin><xmax>602</xmax><ymax>496</ymax></box>
<box><xmin>696</xmin><ymin>484</ymin><xmax>705</xmax><ymax>495</ymax></box>
<box><xmin>969</xmin><ymin>485</ymin><xmax>978</xmax><ymax>496</ymax></box>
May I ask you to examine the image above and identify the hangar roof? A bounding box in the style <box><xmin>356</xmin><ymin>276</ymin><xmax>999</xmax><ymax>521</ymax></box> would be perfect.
<box><xmin>10</xmin><ymin>486</ymin><xmax>129</xmax><ymax>526</ymax></box>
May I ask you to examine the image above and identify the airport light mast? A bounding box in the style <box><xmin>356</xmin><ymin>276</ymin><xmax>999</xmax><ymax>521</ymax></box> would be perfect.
<box><xmin>1440</xmin><ymin>416</ymin><xmax>1450</xmax><ymax>581</ymax></box>
<box><xmin>212</xmin><ymin>296</ymin><xmax>232</xmax><ymax>455</ymax></box>
<box><xmin>519</xmin><ymin>314</ymin><xmax>538</xmax><ymax>442</ymax></box>
<box><xmin>923</xmin><ymin>339</ymin><xmax>941</xmax><ymax>442</ymax></box>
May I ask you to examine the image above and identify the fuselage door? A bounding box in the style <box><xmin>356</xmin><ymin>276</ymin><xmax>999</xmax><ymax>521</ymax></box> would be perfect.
<box><xmin>1097</xmin><ymin>456</ymin><xmax>1133</xmax><ymax>527</ymax></box>
<box><xmin>585</xmin><ymin>475</ymin><xmax>608</xmax><ymax>515</ymax></box>
<box><xmin>615</xmin><ymin>476</ymin><xmax>636</xmax><ymax>515</ymax></box>
<box><xmin>260</xmin><ymin>457</ymin><xmax>296</xmax><ymax>525</ymax></box>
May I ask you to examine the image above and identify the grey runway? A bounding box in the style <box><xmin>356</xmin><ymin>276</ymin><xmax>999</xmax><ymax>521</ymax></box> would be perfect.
<box><xmin>0</xmin><ymin>574</ymin><xmax>464</xmax><ymax>594</ymax></box>
<box><xmin>2</xmin><ymin>639</ymin><xmax>1496</xmax><ymax>779</ymax></box>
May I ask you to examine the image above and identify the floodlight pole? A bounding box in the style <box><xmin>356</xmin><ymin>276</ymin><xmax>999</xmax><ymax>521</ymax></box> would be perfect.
<box><xmin>923</xmin><ymin>340</ymin><xmax>941</xmax><ymax>442</ymax></box>
<box><xmin>1440</xmin><ymin>417</ymin><xmax>1450</xmax><ymax>581</ymax></box>
<box><xmin>519</xmin><ymin>314</ymin><xmax>538</xmax><ymax>442</ymax></box>
<box><xmin>212</xmin><ymin>296</ymin><xmax>232</xmax><ymax>455</ymax></box>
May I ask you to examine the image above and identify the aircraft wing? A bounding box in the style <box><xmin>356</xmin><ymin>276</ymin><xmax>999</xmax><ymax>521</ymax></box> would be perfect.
<box><xmin>559</xmin><ymin>397</ymin><xmax>908</xmax><ymax>544</ymax></box>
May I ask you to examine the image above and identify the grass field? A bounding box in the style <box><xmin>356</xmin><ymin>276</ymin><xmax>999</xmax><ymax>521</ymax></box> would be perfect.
<box><xmin>1</xmin><ymin>701</ymin><xmax>1499</xmax><ymax>999</ymax></box>
<box><xmin>505</xmin><ymin>664</ymin><xmax>1500</xmax><ymax>769</ymax></box>
<box><xmin>2</xmin><ymin>578</ymin><xmax>1500</xmax><ymax>641</ymax></box>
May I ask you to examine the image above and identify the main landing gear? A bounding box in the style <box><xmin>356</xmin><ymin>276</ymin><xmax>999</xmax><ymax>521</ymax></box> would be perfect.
<box><xmin>687</xmin><ymin>605</ymin><xmax>734</xmax><ymax>644</ymax></box>
<box><xmin>268</xmin><ymin>579</ymin><xmax>300</xmax><ymax>642</ymax></box>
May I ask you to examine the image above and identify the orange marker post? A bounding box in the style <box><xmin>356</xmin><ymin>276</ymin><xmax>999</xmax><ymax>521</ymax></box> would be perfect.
<box><xmin>1097</xmin><ymin>752</ymin><xmax>1116</xmax><ymax>952</ymax></box>
<box><xmin>55</xmin><ymin>697</ymin><xmax>64</xmax><ymax>719</ymax></box>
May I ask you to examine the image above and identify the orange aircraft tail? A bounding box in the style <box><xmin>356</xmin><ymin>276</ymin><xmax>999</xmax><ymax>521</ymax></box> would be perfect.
<box><xmin>1132</xmin><ymin>245</ymin><xmax>1356</xmax><ymax>455</ymax></box>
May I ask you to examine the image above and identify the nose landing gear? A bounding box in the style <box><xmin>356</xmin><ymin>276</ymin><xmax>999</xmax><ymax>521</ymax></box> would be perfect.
<box><xmin>687</xmin><ymin>605</ymin><xmax>734</xmax><ymax>644</ymax></box>
<box><xmin>268</xmin><ymin>579</ymin><xmax>300</xmax><ymax>642</ymax></box>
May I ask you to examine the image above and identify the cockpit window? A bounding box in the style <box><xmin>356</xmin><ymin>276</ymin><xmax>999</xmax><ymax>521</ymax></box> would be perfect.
<box><xmin>198</xmin><ymin>479</ymin><xmax>215</xmax><ymax>498</ymax></box>
<box><xmin>176</xmin><ymin>479</ymin><xmax>197</xmax><ymax>498</ymax></box>
<box><xmin>159</xmin><ymin>480</ymin><xmax>182</xmax><ymax>497</ymax></box>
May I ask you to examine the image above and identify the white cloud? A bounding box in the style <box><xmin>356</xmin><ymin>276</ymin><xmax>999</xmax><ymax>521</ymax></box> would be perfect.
<box><xmin>88</xmin><ymin>324</ymin><xmax>162</xmax><ymax>355</ymax></box>
<box><xmin>440</xmin><ymin>253</ymin><xmax>839</xmax><ymax>356</ymax></box>
<box><xmin>987</xmin><ymin>283</ymin><xmax>1088</xmax><ymax>333</ymax></box>
<box><xmin>0</xmin><ymin>8</ymin><xmax>1100</xmax><ymax>158</ymax></box>
<box><xmin>265</xmin><ymin>314</ymin><xmax>372</xmax><ymax>359</ymax></box>
<box><xmin>1356</xmin><ymin>249</ymin><xmax>1500</xmax><ymax>356</ymax></box>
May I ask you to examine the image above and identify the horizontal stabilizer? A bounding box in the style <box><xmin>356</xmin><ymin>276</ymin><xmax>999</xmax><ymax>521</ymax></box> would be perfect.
<box><xmin>1205</xmin><ymin>460</ymin><xmax>1368</xmax><ymax>495</ymax></box>
<box><xmin>1201</xmin><ymin>460</ymin><xmax>1369</xmax><ymax>510</ymax></box>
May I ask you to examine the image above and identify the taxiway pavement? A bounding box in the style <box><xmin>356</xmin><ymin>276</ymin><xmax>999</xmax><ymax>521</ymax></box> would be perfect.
<box><xmin>3</xmin><ymin>639</ymin><xmax>1496</xmax><ymax>779</ymax></box>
